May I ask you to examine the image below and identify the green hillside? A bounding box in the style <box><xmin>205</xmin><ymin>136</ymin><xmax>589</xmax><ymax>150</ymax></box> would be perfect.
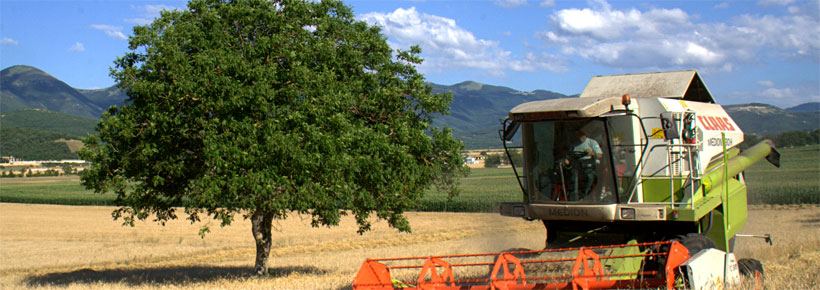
<box><xmin>0</xmin><ymin>65</ymin><xmax>103</xmax><ymax>118</ymax></box>
<box><xmin>77</xmin><ymin>86</ymin><xmax>128</xmax><ymax>110</ymax></box>
<box><xmin>0</xmin><ymin>127</ymin><xmax>80</xmax><ymax>160</ymax></box>
<box><xmin>1</xmin><ymin>108</ymin><xmax>98</xmax><ymax>136</ymax></box>
<box><xmin>431</xmin><ymin>81</ymin><xmax>567</xmax><ymax>148</ymax></box>
<box><xmin>787</xmin><ymin>102</ymin><xmax>820</xmax><ymax>113</ymax></box>
<box><xmin>724</xmin><ymin>103</ymin><xmax>820</xmax><ymax>135</ymax></box>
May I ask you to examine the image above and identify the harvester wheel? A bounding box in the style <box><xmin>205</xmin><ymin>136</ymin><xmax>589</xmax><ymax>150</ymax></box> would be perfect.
<box><xmin>675</xmin><ymin>233</ymin><xmax>715</xmax><ymax>256</ymax></box>
<box><xmin>738</xmin><ymin>258</ymin><xmax>764</xmax><ymax>285</ymax></box>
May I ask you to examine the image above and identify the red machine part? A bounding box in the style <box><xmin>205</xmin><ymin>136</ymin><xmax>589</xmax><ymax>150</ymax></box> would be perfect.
<box><xmin>352</xmin><ymin>241</ymin><xmax>691</xmax><ymax>290</ymax></box>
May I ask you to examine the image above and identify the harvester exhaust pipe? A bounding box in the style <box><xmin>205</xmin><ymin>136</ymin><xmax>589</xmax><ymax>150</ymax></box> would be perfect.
<box><xmin>701</xmin><ymin>140</ymin><xmax>780</xmax><ymax>193</ymax></box>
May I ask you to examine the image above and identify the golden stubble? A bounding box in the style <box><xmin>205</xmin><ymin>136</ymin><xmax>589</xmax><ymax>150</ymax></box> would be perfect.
<box><xmin>1</xmin><ymin>203</ymin><xmax>817</xmax><ymax>289</ymax></box>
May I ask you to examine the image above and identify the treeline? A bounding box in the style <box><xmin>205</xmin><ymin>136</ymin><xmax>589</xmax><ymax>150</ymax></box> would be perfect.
<box><xmin>0</xmin><ymin>127</ymin><xmax>79</xmax><ymax>160</ymax></box>
<box><xmin>1</xmin><ymin>168</ymin><xmax>62</xmax><ymax>178</ymax></box>
<box><xmin>742</xmin><ymin>129</ymin><xmax>820</xmax><ymax>149</ymax></box>
<box><xmin>484</xmin><ymin>150</ymin><xmax>523</xmax><ymax>168</ymax></box>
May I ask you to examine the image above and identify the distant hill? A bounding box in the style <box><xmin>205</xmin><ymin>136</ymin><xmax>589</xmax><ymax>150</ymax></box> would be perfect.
<box><xmin>1</xmin><ymin>108</ymin><xmax>98</xmax><ymax>136</ymax></box>
<box><xmin>786</xmin><ymin>102</ymin><xmax>820</xmax><ymax>113</ymax></box>
<box><xmin>431</xmin><ymin>81</ymin><xmax>568</xmax><ymax>148</ymax></box>
<box><xmin>431</xmin><ymin>81</ymin><xmax>818</xmax><ymax>148</ymax></box>
<box><xmin>2</xmin><ymin>65</ymin><xmax>817</xmax><ymax>150</ymax></box>
<box><xmin>724</xmin><ymin>103</ymin><xmax>820</xmax><ymax>136</ymax></box>
<box><xmin>1</xmin><ymin>65</ymin><xmax>104</xmax><ymax>118</ymax></box>
<box><xmin>77</xmin><ymin>86</ymin><xmax>128</xmax><ymax>111</ymax></box>
<box><xmin>0</xmin><ymin>126</ymin><xmax>80</xmax><ymax>160</ymax></box>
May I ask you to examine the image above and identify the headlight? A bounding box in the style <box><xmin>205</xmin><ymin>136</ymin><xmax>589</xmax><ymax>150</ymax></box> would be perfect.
<box><xmin>620</xmin><ymin>208</ymin><xmax>635</xmax><ymax>219</ymax></box>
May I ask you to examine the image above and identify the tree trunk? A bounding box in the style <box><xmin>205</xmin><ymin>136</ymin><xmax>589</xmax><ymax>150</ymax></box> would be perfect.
<box><xmin>251</xmin><ymin>210</ymin><xmax>274</xmax><ymax>276</ymax></box>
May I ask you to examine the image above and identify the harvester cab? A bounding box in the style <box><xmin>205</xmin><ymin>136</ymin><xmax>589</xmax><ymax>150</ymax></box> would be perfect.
<box><xmin>352</xmin><ymin>71</ymin><xmax>779</xmax><ymax>290</ymax></box>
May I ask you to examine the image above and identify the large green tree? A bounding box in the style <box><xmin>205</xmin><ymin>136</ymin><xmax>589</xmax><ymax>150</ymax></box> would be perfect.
<box><xmin>80</xmin><ymin>0</ymin><xmax>465</xmax><ymax>275</ymax></box>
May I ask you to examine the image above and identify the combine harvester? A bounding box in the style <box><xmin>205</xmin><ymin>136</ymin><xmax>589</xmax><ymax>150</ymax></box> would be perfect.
<box><xmin>353</xmin><ymin>71</ymin><xmax>779</xmax><ymax>290</ymax></box>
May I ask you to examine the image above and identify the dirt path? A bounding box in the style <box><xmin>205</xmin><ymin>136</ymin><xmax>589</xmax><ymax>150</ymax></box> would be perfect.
<box><xmin>0</xmin><ymin>203</ymin><xmax>817</xmax><ymax>289</ymax></box>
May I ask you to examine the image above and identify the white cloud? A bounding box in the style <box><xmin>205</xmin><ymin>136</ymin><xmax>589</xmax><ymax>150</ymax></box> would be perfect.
<box><xmin>125</xmin><ymin>18</ymin><xmax>153</xmax><ymax>26</ymax></box>
<box><xmin>495</xmin><ymin>0</ymin><xmax>527</xmax><ymax>8</ymax></box>
<box><xmin>69</xmin><ymin>42</ymin><xmax>85</xmax><ymax>52</ymax></box>
<box><xmin>538</xmin><ymin>0</ymin><xmax>819</xmax><ymax>70</ymax></box>
<box><xmin>1</xmin><ymin>37</ymin><xmax>18</xmax><ymax>46</ymax></box>
<box><xmin>91</xmin><ymin>24</ymin><xmax>127</xmax><ymax>40</ymax></box>
<box><xmin>550</xmin><ymin>2</ymin><xmax>689</xmax><ymax>41</ymax></box>
<box><xmin>758</xmin><ymin>0</ymin><xmax>795</xmax><ymax>6</ymax></box>
<box><xmin>714</xmin><ymin>2</ymin><xmax>730</xmax><ymax>9</ymax></box>
<box><xmin>536</xmin><ymin>31</ymin><xmax>569</xmax><ymax>43</ymax></box>
<box><xmin>513</xmin><ymin>52</ymin><xmax>569</xmax><ymax>72</ymax></box>
<box><xmin>728</xmin><ymin>85</ymin><xmax>820</xmax><ymax>107</ymax></box>
<box><xmin>125</xmin><ymin>4</ymin><xmax>178</xmax><ymax>25</ymax></box>
<box><xmin>359</xmin><ymin>7</ymin><xmax>567</xmax><ymax>75</ymax></box>
<box><xmin>760</xmin><ymin>87</ymin><xmax>796</xmax><ymax>99</ymax></box>
<box><xmin>757</xmin><ymin>80</ymin><xmax>775</xmax><ymax>87</ymax></box>
<box><xmin>732</xmin><ymin>12</ymin><xmax>820</xmax><ymax>60</ymax></box>
<box><xmin>144</xmin><ymin>4</ymin><xmax>176</xmax><ymax>14</ymax></box>
<box><xmin>540</xmin><ymin>0</ymin><xmax>555</xmax><ymax>8</ymax></box>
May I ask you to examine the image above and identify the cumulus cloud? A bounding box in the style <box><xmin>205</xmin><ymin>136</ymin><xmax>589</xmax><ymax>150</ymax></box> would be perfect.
<box><xmin>495</xmin><ymin>0</ymin><xmax>527</xmax><ymax>8</ymax></box>
<box><xmin>125</xmin><ymin>4</ymin><xmax>178</xmax><ymax>25</ymax></box>
<box><xmin>538</xmin><ymin>0</ymin><xmax>819</xmax><ymax>70</ymax></box>
<box><xmin>69</xmin><ymin>42</ymin><xmax>85</xmax><ymax>52</ymax></box>
<box><xmin>360</xmin><ymin>7</ymin><xmax>567</xmax><ymax>75</ymax></box>
<box><xmin>1</xmin><ymin>37</ymin><xmax>18</xmax><ymax>46</ymax></box>
<box><xmin>757</xmin><ymin>80</ymin><xmax>775</xmax><ymax>87</ymax></box>
<box><xmin>759</xmin><ymin>87</ymin><xmax>797</xmax><ymax>99</ymax></box>
<box><xmin>540</xmin><ymin>0</ymin><xmax>556</xmax><ymax>8</ymax></box>
<box><xmin>91</xmin><ymin>24</ymin><xmax>127</xmax><ymax>40</ymax></box>
<box><xmin>125</xmin><ymin>18</ymin><xmax>152</xmax><ymax>26</ymax></box>
<box><xmin>728</xmin><ymin>84</ymin><xmax>820</xmax><ymax>106</ymax></box>
<box><xmin>732</xmin><ymin>11</ymin><xmax>820</xmax><ymax>59</ymax></box>
<box><xmin>758</xmin><ymin>0</ymin><xmax>795</xmax><ymax>6</ymax></box>
<box><xmin>550</xmin><ymin>2</ymin><xmax>689</xmax><ymax>41</ymax></box>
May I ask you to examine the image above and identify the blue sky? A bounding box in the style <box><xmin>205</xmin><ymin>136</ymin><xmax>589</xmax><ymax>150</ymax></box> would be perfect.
<box><xmin>1</xmin><ymin>0</ymin><xmax>818</xmax><ymax>108</ymax></box>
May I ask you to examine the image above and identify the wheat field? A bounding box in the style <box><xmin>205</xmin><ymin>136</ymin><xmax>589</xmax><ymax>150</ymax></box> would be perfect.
<box><xmin>0</xmin><ymin>203</ymin><xmax>818</xmax><ymax>289</ymax></box>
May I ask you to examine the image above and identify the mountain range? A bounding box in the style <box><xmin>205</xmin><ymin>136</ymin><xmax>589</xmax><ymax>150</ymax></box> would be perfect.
<box><xmin>429</xmin><ymin>81</ymin><xmax>572</xmax><ymax>147</ymax></box>
<box><xmin>1</xmin><ymin>65</ymin><xmax>127</xmax><ymax>119</ymax></box>
<box><xmin>429</xmin><ymin>80</ymin><xmax>819</xmax><ymax>148</ymax></box>
<box><xmin>1</xmin><ymin>65</ymin><xmax>818</xmax><ymax>152</ymax></box>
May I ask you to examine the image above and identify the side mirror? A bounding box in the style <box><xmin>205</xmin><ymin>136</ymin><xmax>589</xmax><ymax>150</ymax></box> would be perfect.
<box><xmin>764</xmin><ymin>140</ymin><xmax>781</xmax><ymax>168</ymax></box>
<box><xmin>503</xmin><ymin>121</ymin><xmax>520</xmax><ymax>141</ymax></box>
<box><xmin>660</xmin><ymin>112</ymin><xmax>679</xmax><ymax>140</ymax></box>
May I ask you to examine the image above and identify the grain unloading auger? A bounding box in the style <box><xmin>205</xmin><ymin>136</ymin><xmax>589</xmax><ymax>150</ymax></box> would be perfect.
<box><xmin>353</xmin><ymin>71</ymin><xmax>779</xmax><ymax>290</ymax></box>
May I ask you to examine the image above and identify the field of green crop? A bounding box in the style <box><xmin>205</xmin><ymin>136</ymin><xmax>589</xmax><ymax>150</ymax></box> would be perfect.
<box><xmin>0</xmin><ymin>176</ymin><xmax>115</xmax><ymax>205</ymax></box>
<box><xmin>418</xmin><ymin>167</ymin><xmax>523</xmax><ymax>212</ymax></box>
<box><xmin>1</xmin><ymin>145</ymin><xmax>817</xmax><ymax>210</ymax></box>
<box><xmin>744</xmin><ymin>144</ymin><xmax>819</xmax><ymax>204</ymax></box>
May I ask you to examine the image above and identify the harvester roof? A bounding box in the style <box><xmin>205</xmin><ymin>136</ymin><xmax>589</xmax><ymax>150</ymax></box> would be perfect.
<box><xmin>509</xmin><ymin>70</ymin><xmax>714</xmax><ymax>120</ymax></box>
<box><xmin>509</xmin><ymin>96</ymin><xmax>622</xmax><ymax>120</ymax></box>
<box><xmin>580</xmin><ymin>70</ymin><xmax>714</xmax><ymax>103</ymax></box>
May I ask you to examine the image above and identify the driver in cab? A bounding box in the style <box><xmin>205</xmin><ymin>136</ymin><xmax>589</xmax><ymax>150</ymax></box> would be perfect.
<box><xmin>568</xmin><ymin>130</ymin><xmax>602</xmax><ymax>201</ymax></box>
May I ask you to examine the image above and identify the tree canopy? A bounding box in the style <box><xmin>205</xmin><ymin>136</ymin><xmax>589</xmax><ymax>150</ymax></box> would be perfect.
<box><xmin>80</xmin><ymin>0</ymin><xmax>465</xmax><ymax>274</ymax></box>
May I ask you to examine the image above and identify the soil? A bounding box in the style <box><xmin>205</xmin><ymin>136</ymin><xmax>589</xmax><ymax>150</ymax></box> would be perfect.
<box><xmin>0</xmin><ymin>203</ymin><xmax>817</xmax><ymax>289</ymax></box>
